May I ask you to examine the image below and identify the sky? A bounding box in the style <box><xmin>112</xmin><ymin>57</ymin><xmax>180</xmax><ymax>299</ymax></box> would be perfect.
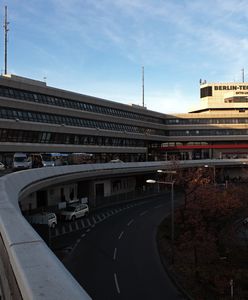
<box><xmin>2</xmin><ymin>0</ymin><xmax>248</xmax><ymax>114</ymax></box>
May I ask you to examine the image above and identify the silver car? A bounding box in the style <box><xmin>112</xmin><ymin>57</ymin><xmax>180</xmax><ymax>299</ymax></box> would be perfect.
<box><xmin>26</xmin><ymin>212</ymin><xmax>57</xmax><ymax>228</ymax></box>
<box><xmin>60</xmin><ymin>203</ymin><xmax>89</xmax><ymax>221</ymax></box>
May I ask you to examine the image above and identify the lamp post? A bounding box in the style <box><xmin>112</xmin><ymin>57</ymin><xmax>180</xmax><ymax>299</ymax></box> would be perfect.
<box><xmin>146</xmin><ymin>179</ymin><xmax>175</xmax><ymax>243</ymax></box>
<box><xmin>204</xmin><ymin>164</ymin><xmax>216</xmax><ymax>185</ymax></box>
<box><xmin>157</xmin><ymin>169</ymin><xmax>176</xmax><ymax>194</ymax></box>
<box><xmin>157</xmin><ymin>170</ymin><xmax>177</xmax><ymax>174</ymax></box>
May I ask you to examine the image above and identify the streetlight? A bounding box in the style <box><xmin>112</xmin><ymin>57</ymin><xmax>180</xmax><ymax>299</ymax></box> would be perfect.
<box><xmin>146</xmin><ymin>179</ymin><xmax>157</xmax><ymax>184</ymax></box>
<box><xmin>204</xmin><ymin>164</ymin><xmax>216</xmax><ymax>184</ymax></box>
<box><xmin>157</xmin><ymin>170</ymin><xmax>177</xmax><ymax>192</ymax></box>
<box><xmin>157</xmin><ymin>170</ymin><xmax>177</xmax><ymax>174</ymax></box>
<box><xmin>146</xmin><ymin>179</ymin><xmax>175</xmax><ymax>243</ymax></box>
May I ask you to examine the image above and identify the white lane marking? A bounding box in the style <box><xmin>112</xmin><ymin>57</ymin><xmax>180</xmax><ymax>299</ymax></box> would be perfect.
<box><xmin>113</xmin><ymin>247</ymin><xmax>117</xmax><ymax>260</ymax></box>
<box><xmin>154</xmin><ymin>204</ymin><xmax>165</xmax><ymax>208</ymax></box>
<box><xmin>127</xmin><ymin>219</ymin><xmax>134</xmax><ymax>226</ymax></box>
<box><xmin>118</xmin><ymin>231</ymin><xmax>124</xmax><ymax>240</ymax></box>
<box><xmin>114</xmin><ymin>273</ymin><xmax>120</xmax><ymax>294</ymax></box>
<box><xmin>154</xmin><ymin>204</ymin><xmax>163</xmax><ymax>209</ymax></box>
<box><xmin>86</xmin><ymin>218</ymin><xmax>92</xmax><ymax>227</ymax></box>
<box><xmin>95</xmin><ymin>215</ymin><xmax>100</xmax><ymax>221</ymax></box>
<box><xmin>80</xmin><ymin>219</ymin><xmax>86</xmax><ymax>228</ymax></box>
<box><xmin>70</xmin><ymin>238</ymin><xmax>82</xmax><ymax>254</ymax></box>
<box><xmin>140</xmin><ymin>210</ymin><xmax>148</xmax><ymax>216</ymax></box>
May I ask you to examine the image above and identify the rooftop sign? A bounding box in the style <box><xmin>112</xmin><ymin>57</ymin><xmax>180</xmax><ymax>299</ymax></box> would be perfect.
<box><xmin>214</xmin><ymin>85</ymin><xmax>248</xmax><ymax>91</ymax></box>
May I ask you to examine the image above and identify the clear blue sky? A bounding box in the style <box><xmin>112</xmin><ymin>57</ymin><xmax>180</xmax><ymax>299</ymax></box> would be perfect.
<box><xmin>2</xmin><ymin>0</ymin><xmax>248</xmax><ymax>113</ymax></box>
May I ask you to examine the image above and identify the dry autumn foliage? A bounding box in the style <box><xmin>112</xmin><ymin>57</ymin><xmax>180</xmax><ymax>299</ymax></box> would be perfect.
<box><xmin>158</xmin><ymin>166</ymin><xmax>248</xmax><ymax>299</ymax></box>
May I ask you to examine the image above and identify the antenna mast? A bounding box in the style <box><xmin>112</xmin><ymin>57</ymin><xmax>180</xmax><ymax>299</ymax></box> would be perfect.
<box><xmin>242</xmin><ymin>68</ymin><xmax>245</xmax><ymax>83</ymax></box>
<box><xmin>142</xmin><ymin>66</ymin><xmax>144</xmax><ymax>107</ymax></box>
<box><xmin>3</xmin><ymin>5</ymin><xmax>9</xmax><ymax>75</ymax></box>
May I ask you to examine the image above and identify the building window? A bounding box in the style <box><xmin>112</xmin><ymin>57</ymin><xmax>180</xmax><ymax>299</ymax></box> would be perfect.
<box><xmin>0</xmin><ymin>85</ymin><xmax>163</xmax><ymax>124</ymax></box>
<box><xmin>200</xmin><ymin>86</ymin><xmax>212</xmax><ymax>98</ymax></box>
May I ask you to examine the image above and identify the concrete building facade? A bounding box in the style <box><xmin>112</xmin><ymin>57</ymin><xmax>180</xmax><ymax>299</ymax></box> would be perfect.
<box><xmin>1</xmin><ymin>75</ymin><xmax>248</xmax><ymax>163</ymax></box>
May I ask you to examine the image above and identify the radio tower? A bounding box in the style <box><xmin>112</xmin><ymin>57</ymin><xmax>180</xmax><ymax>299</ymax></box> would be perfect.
<box><xmin>142</xmin><ymin>66</ymin><xmax>144</xmax><ymax>107</ymax></box>
<box><xmin>241</xmin><ymin>68</ymin><xmax>245</xmax><ymax>83</ymax></box>
<box><xmin>3</xmin><ymin>5</ymin><xmax>9</xmax><ymax>75</ymax></box>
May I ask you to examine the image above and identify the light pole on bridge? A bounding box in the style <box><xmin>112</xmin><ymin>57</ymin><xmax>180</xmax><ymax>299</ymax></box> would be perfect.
<box><xmin>146</xmin><ymin>178</ymin><xmax>175</xmax><ymax>243</ymax></box>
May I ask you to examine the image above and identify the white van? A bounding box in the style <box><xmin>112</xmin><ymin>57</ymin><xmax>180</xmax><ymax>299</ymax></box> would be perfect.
<box><xmin>12</xmin><ymin>153</ymin><xmax>31</xmax><ymax>171</ymax></box>
<box><xmin>26</xmin><ymin>212</ymin><xmax>57</xmax><ymax>228</ymax></box>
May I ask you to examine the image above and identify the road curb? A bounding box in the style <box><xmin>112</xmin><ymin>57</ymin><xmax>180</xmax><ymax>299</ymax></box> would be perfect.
<box><xmin>156</xmin><ymin>231</ymin><xmax>194</xmax><ymax>300</ymax></box>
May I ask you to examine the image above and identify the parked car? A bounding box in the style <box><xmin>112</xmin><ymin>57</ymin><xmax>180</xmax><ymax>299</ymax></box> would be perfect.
<box><xmin>109</xmin><ymin>159</ymin><xmax>124</xmax><ymax>163</ymax></box>
<box><xmin>26</xmin><ymin>212</ymin><xmax>57</xmax><ymax>228</ymax></box>
<box><xmin>0</xmin><ymin>162</ymin><xmax>5</xmax><ymax>171</ymax></box>
<box><xmin>12</xmin><ymin>153</ymin><xmax>31</xmax><ymax>171</ymax></box>
<box><xmin>59</xmin><ymin>203</ymin><xmax>89</xmax><ymax>221</ymax></box>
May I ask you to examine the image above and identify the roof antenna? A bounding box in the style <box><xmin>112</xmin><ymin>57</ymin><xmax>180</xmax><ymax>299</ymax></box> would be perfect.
<box><xmin>3</xmin><ymin>5</ymin><xmax>9</xmax><ymax>75</ymax></box>
<box><xmin>241</xmin><ymin>68</ymin><xmax>245</xmax><ymax>83</ymax></box>
<box><xmin>142</xmin><ymin>66</ymin><xmax>144</xmax><ymax>107</ymax></box>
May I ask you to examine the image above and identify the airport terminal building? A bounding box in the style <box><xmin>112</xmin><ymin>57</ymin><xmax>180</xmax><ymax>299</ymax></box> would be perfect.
<box><xmin>1</xmin><ymin>74</ymin><xmax>248</xmax><ymax>165</ymax></box>
<box><xmin>162</xmin><ymin>81</ymin><xmax>248</xmax><ymax>160</ymax></box>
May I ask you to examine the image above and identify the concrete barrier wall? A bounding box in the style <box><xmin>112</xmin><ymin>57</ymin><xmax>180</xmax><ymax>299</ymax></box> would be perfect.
<box><xmin>0</xmin><ymin>233</ymin><xmax>22</xmax><ymax>299</ymax></box>
<box><xmin>0</xmin><ymin>161</ymin><xmax>167</xmax><ymax>300</ymax></box>
<box><xmin>0</xmin><ymin>159</ymin><xmax>247</xmax><ymax>299</ymax></box>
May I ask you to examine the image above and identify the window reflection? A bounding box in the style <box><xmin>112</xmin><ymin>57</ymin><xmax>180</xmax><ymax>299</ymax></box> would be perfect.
<box><xmin>0</xmin><ymin>128</ymin><xmax>145</xmax><ymax>147</ymax></box>
<box><xmin>0</xmin><ymin>85</ymin><xmax>162</xmax><ymax>124</ymax></box>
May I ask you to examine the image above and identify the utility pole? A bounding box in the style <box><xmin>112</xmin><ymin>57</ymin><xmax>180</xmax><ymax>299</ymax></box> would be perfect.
<box><xmin>142</xmin><ymin>66</ymin><xmax>144</xmax><ymax>107</ymax></box>
<box><xmin>3</xmin><ymin>5</ymin><xmax>9</xmax><ymax>75</ymax></box>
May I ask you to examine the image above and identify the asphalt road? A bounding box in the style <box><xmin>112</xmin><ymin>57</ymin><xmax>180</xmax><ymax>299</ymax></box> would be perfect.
<box><xmin>60</xmin><ymin>195</ymin><xmax>186</xmax><ymax>300</ymax></box>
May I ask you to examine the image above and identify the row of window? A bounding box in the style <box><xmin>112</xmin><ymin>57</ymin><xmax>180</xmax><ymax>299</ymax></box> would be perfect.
<box><xmin>161</xmin><ymin>142</ymin><xmax>209</xmax><ymax>147</ymax></box>
<box><xmin>165</xmin><ymin>117</ymin><xmax>248</xmax><ymax>125</ymax></box>
<box><xmin>225</xmin><ymin>97</ymin><xmax>248</xmax><ymax>103</ymax></box>
<box><xmin>0</xmin><ymin>128</ymin><xmax>146</xmax><ymax>147</ymax></box>
<box><xmin>0</xmin><ymin>107</ymin><xmax>164</xmax><ymax>136</ymax></box>
<box><xmin>167</xmin><ymin>129</ymin><xmax>248</xmax><ymax>136</ymax></box>
<box><xmin>0</xmin><ymin>85</ymin><xmax>162</xmax><ymax>124</ymax></box>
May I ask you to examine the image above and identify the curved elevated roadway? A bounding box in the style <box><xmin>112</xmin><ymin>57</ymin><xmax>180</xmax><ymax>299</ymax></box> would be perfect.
<box><xmin>63</xmin><ymin>195</ymin><xmax>186</xmax><ymax>300</ymax></box>
<box><xmin>0</xmin><ymin>159</ymin><xmax>246</xmax><ymax>299</ymax></box>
